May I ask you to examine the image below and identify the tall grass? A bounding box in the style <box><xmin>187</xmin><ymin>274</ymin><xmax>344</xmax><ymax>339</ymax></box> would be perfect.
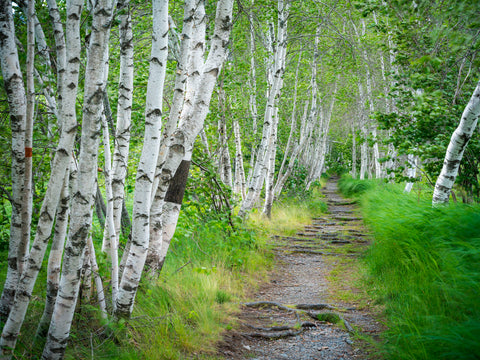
<box><xmin>342</xmin><ymin>176</ymin><xmax>480</xmax><ymax>359</ymax></box>
<box><xmin>248</xmin><ymin>184</ymin><xmax>328</xmax><ymax>236</ymax></box>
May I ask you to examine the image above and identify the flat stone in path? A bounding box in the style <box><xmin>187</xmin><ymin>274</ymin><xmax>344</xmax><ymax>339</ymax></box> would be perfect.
<box><xmin>218</xmin><ymin>178</ymin><xmax>382</xmax><ymax>360</ymax></box>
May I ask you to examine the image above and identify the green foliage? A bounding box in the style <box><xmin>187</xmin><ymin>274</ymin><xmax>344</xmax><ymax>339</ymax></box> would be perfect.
<box><xmin>364</xmin><ymin>0</ymin><xmax>480</xmax><ymax>197</ymax></box>
<box><xmin>358</xmin><ymin>183</ymin><xmax>480</xmax><ymax>359</ymax></box>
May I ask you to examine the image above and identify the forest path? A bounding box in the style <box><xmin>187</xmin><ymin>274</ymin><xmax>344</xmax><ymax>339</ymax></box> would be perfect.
<box><xmin>218</xmin><ymin>177</ymin><xmax>382</xmax><ymax>360</ymax></box>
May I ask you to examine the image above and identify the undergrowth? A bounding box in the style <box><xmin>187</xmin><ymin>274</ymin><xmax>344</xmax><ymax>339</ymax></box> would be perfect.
<box><xmin>1</xmin><ymin>178</ymin><xmax>327</xmax><ymax>359</ymax></box>
<box><xmin>340</xmin><ymin>175</ymin><xmax>480</xmax><ymax>360</ymax></box>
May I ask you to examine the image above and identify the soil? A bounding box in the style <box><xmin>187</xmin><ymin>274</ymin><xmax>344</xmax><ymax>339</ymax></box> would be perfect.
<box><xmin>217</xmin><ymin>177</ymin><xmax>384</xmax><ymax>360</ymax></box>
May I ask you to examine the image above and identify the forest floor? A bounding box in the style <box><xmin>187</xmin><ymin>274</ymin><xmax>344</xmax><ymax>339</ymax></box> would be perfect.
<box><xmin>217</xmin><ymin>177</ymin><xmax>384</xmax><ymax>360</ymax></box>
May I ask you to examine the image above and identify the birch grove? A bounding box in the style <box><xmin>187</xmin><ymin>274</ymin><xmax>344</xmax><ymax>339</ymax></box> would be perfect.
<box><xmin>1</xmin><ymin>0</ymin><xmax>479</xmax><ymax>357</ymax></box>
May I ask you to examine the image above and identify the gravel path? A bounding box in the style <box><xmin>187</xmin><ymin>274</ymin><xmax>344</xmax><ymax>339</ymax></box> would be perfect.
<box><xmin>218</xmin><ymin>177</ymin><xmax>382</xmax><ymax>360</ymax></box>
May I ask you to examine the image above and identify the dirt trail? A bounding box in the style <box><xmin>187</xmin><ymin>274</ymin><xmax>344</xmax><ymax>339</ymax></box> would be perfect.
<box><xmin>219</xmin><ymin>177</ymin><xmax>382</xmax><ymax>360</ymax></box>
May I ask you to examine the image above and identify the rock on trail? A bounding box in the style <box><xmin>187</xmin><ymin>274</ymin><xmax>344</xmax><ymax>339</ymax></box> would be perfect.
<box><xmin>218</xmin><ymin>177</ymin><xmax>382</xmax><ymax>360</ymax></box>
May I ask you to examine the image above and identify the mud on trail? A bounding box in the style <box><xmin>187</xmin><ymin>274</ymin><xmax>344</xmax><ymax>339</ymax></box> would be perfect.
<box><xmin>218</xmin><ymin>177</ymin><xmax>383</xmax><ymax>360</ymax></box>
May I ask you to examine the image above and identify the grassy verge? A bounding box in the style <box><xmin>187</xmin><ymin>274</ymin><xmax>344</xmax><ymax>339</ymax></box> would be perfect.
<box><xmin>64</xmin><ymin>188</ymin><xmax>327</xmax><ymax>359</ymax></box>
<box><xmin>0</xmin><ymin>182</ymin><xmax>328</xmax><ymax>359</ymax></box>
<box><xmin>339</xmin><ymin>175</ymin><xmax>480</xmax><ymax>360</ymax></box>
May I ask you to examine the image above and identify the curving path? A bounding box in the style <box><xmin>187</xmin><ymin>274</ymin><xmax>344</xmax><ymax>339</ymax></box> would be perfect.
<box><xmin>219</xmin><ymin>177</ymin><xmax>382</xmax><ymax>360</ymax></box>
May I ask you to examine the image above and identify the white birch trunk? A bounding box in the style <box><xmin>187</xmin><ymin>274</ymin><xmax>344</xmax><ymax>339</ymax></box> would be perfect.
<box><xmin>233</xmin><ymin>119</ymin><xmax>247</xmax><ymax>199</ymax></box>
<box><xmin>432</xmin><ymin>80</ymin><xmax>480</xmax><ymax>205</ymax></box>
<box><xmin>0</xmin><ymin>0</ymin><xmax>26</xmax><ymax>323</ymax></box>
<box><xmin>42</xmin><ymin>0</ymin><xmax>115</xmax><ymax>356</ymax></box>
<box><xmin>146</xmin><ymin>0</ymin><xmax>199</xmax><ymax>272</ymax></box>
<box><xmin>35</xmin><ymin>165</ymin><xmax>71</xmax><ymax>339</ymax></box>
<box><xmin>101</xmin><ymin>114</ymin><xmax>119</xmax><ymax>307</ymax></box>
<box><xmin>351</xmin><ymin>121</ymin><xmax>357</xmax><ymax>177</ymax></box>
<box><xmin>274</xmin><ymin>100</ymin><xmax>310</xmax><ymax>197</ymax></box>
<box><xmin>358</xmin><ymin>81</ymin><xmax>369</xmax><ymax>180</ymax></box>
<box><xmin>19</xmin><ymin>0</ymin><xmax>35</xmax><ymax>277</ymax></box>
<box><xmin>263</xmin><ymin>106</ymin><xmax>279</xmax><ymax>218</ymax></box>
<box><xmin>86</xmin><ymin>236</ymin><xmax>107</xmax><ymax>318</ymax></box>
<box><xmin>217</xmin><ymin>80</ymin><xmax>233</xmax><ymax>188</ymax></box>
<box><xmin>111</xmin><ymin>0</ymin><xmax>134</xmax><ymax>246</ymax></box>
<box><xmin>404</xmin><ymin>154</ymin><xmax>417</xmax><ymax>193</ymax></box>
<box><xmin>115</xmin><ymin>0</ymin><xmax>168</xmax><ymax>318</ymax></box>
<box><xmin>150</xmin><ymin>0</ymin><xmax>234</xmax><ymax>272</ymax></box>
<box><xmin>240</xmin><ymin>0</ymin><xmax>288</xmax><ymax>217</ymax></box>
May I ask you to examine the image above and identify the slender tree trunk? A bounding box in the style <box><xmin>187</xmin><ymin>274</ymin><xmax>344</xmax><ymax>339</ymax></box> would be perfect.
<box><xmin>115</xmin><ymin>0</ymin><xmax>169</xmax><ymax>318</ymax></box>
<box><xmin>19</xmin><ymin>0</ymin><xmax>35</xmax><ymax>278</ymax></box>
<box><xmin>86</xmin><ymin>236</ymin><xmax>107</xmax><ymax>318</ymax></box>
<box><xmin>0</xmin><ymin>0</ymin><xmax>26</xmax><ymax>323</ymax></box>
<box><xmin>274</xmin><ymin>100</ymin><xmax>310</xmax><ymax>197</ymax></box>
<box><xmin>150</xmin><ymin>0</ymin><xmax>235</xmax><ymax>273</ymax></box>
<box><xmin>1</xmin><ymin>0</ymin><xmax>84</xmax><ymax>355</ymax></box>
<box><xmin>43</xmin><ymin>0</ymin><xmax>115</xmax><ymax>356</ymax></box>
<box><xmin>111</xmin><ymin>0</ymin><xmax>134</xmax><ymax>247</ymax></box>
<box><xmin>35</xmin><ymin>165</ymin><xmax>71</xmax><ymax>340</ymax></box>
<box><xmin>351</xmin><ymin>121</ymin><xmax>357</xmax><ymax>177</ymax></box>
<box><xmin>217</xmin><ymin>79</ymin><xmax>233</xmax><ymax>188</ymax></box>
<box><xmin>146</xmin><ymin>0</ymin><xmax>199</xmax><ymax>273</ymax></box>
<box><xmin>102</xmin><ymin>114</ymin><xmax>119</xmax><ymax>308</ymax></box>
<box><xmin>240</xmin><ymin>0</ymin><xmax>289</xmax><ymax>217</ymax></box>
<box><xmin>233</xmin><ymin>119</ymin><xmax>247</xmax><ymax>199</ymax></box>
<box><xmin>432</xmin><ymin>80</ymin><xmax>480</xmax><ymax>205</ymax></box>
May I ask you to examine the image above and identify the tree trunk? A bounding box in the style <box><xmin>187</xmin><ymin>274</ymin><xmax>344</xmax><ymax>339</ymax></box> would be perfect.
<box><xmin>43</xmin><ymin>0</ymin><xmax>115</xmax><ymax>356</ymax></box>
<box><xmin>432</xmin><ymin>80</ymin><xmax>480</xmax><ymax>205</ymax></box>
<box><xmin>115</xmin><ymin>0</ymin><xmax>169</xmax><ymax>319</ymax></box>
<box><xmin>0</xmin><ymin>0</ymin><xmax>26</xmax><ymax>323</ymax></box>
<box><xmin>111</xmin><ymin>0</ymin><xmax>134</xmax><ymax>247</ymax></box>
<box><xmin>240</xmin><ymin>0</ymin><xmax>289</xmax><ymax>217</ymax></box>
<box><xmin>149</xmin><ymin>0</ymin><xmax>235</xmax><ymax>273</ymax></box>
<box><xmin>146</xmin><ymin>0</ymin><xmax>199</xmax><ymax>273</ymax></box>
<box><xmin>233</xmin><ymin>119</ymin><xmax>247</xmax><ymax>200</ymax></box>
<box><xmin>1</xmin><ymin>0</ymin><xmax>84</xmax><ymax>355</ymax></box>
<box><xmin>35</xmin><ymin>165</ymin><xmax>71</xmax><ymax>340</ymax></box>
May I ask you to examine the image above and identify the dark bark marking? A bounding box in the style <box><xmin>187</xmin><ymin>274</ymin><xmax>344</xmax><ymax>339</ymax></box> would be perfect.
<box><xmin>164</xmin><ymin>160</ymin><xmax>191</xmax><ymax>205</ymax></box>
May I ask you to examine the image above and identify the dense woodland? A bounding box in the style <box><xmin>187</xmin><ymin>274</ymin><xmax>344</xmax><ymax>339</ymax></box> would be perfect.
<box><xmin>0</xmin><ymin>0</ymin><xmax>479</xmax><ymax>358</ymax></box>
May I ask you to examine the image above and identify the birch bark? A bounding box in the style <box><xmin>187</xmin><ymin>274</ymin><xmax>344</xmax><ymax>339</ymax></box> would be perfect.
<box><xmin>110</xmin><ymin>0</ymin><xmax>134</xmax><ymax>246</ymax></box>
<box><xmin>115</xmin><ymin>0</ymin><xmax>169</xmax><ymax>318</ymax></box>
<box><xmin>240</xmin><ymin>0</ymin><xmax>289</xmax><ymax>217</ymax></box>
<box><xmin>1</xmin><ymin>0</ymin><xmax>84</xmax><ymax>355</ymax></box>
<box><xmin>35</xmin><ymin>164</ymin><xmax>71</xmax><ymax>340</ymax></box>
<box><xmin>149</xmin><ymin>0</ymin><xmax>234</xmax><ymax>272</ymax></box>
<box><xmin>42</xmin><ymin>0</ymin><xmax>115</xmax><ymax>356</ymax></box>
<box><xmin>19</xmin><ymin>0</ymin><xmax>35</xmax><ymax>277</ymax></box>
<box><xmin>432</xmin><ymin>80</ymin><xmax>480</xmax><ymax>205</ymax></box>
<box><xmin>145</xmin><ymin>0</ymin><xmax>199</xmax><ymax>273</ymax></box>
<box><xmin>0</xmin><ymin>0</ymin><xmax>26</xmax><ymax>322</ymax></box>
<box><xmin>233</xmin><ymin>119</ymin><xmax>247</xmax><ymax>199</ymax></box>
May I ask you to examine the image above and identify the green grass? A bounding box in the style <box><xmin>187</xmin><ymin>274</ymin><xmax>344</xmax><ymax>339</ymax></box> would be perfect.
<box><xmin>348</xmin><ymin>179</ymin><xmax>480</xmax><ymax>360</ymax></box>
<box><xmin>248</xmin><ymin>185</ymin><xmax>328</xmax><ymax>236</ymax></box>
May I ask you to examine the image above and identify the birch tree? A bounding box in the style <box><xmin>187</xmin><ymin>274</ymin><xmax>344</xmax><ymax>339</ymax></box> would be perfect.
<box><xmin>0</xmin><ymin>0</ymin><xmax>26</xmax><ymax>322</ymax></box>
<box><xmin>115</xmin><ymin>0</ymin><xmax>169</xmax><ymax>318</ymax></box>
<box><xmin>240</xmin><ymin>0</ymin><xmax>289</xmax><ymax>217</ymax></box>
<box><xmin>1</xmin><ymin>0</ymin><xmax>84</xmax><ymax>354</ymax></box>
<box><xmin>432</xmin><ymin>79</ymin><xmax>480</xmax><ymax>205</ymax></box>
<box><xmin>146</xmin><ymin>0</ymin><xmax>235</xmax><ymax>275</ymax></box>
<box><xmin>42</xmin><ymin>0</ymin><xmax>116</xmax><ymax>356</ymax></box>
